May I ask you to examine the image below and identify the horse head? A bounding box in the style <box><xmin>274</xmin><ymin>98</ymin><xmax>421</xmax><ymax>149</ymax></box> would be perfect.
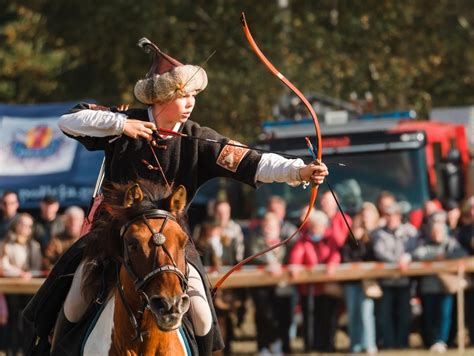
<box><xmin>115</xmin><ymin>181</ymin><xmax>190</xmax><ymax>334</ymax></box>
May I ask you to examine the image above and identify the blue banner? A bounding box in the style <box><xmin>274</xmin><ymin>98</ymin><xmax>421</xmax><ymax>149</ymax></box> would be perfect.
<box><xmin>0</xmin><ymin>102</ymin><xmax>103</xmax><ymax>209</ymax></box>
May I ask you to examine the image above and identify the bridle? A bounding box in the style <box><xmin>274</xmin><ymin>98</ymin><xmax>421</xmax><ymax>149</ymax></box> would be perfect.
<box><xmin>116</xmin><ymin>208</ymin><xmax>189</xmax><ymax>343</ymax></box>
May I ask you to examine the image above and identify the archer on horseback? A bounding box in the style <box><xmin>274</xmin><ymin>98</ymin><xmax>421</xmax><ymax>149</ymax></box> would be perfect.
<box><xmin>24</xmin><ymin>37</ymin><xmax>328</xmax><ymax>355</ymax></box>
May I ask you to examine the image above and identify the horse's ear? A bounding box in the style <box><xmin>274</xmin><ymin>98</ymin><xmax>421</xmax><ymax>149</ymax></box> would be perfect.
<box><xmin>123</xmin><ymin>183</ymin><xmax>144</xmax><ymax>208</ymax></box>
<box><xmin>170</xmin><ymin>185</ymin><xmax>187</xmax><ymax>214</ymax></box>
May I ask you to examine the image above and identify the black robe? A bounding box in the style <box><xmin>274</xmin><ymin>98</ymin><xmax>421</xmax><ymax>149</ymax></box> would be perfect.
<box><xmin>70</xmin><ymin>103</ymin><xmax>261</xmax><ymax>200</ymax></box>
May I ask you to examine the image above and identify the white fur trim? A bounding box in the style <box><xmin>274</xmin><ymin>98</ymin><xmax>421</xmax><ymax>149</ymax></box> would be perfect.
<box><xmin>134</xmin><ymin>64</ymin><xmax>208</xmax><ymax>104</ymax></box>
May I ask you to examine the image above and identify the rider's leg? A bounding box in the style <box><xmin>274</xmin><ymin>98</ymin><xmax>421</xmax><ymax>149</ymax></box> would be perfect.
<box><xmin>51</xmin><ymin>261</ymin><xmax>91</xmax><ymax>352</ymax></box>
<box><xmin>187</xmin><ymin>263</ymin><xmax>214</xmax><ymax>355</ymax></box>
<box><xmin>187</xmin><ymin>263</ymin><xmax>212</xmax><ymax>337</ymax></box>
<box><xmin>63</xmin><ymin>261</ymin><xmax>91</xmax><ymax>322</ymax></box>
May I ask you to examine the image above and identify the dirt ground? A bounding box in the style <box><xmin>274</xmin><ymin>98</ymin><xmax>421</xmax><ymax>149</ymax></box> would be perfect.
<box><xmin>226</xmin><ymin>299</ymin><xmax>474</xmax><ymax>355</ymax></box>
<box><xmin>230</xmin><ymin>335</ymin><xmax>474</xmax><ymax>355</ymax></box>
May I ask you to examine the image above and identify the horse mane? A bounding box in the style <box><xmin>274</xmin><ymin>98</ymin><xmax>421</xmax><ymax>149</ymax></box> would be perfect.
<box><xmin>81</xmin><ymin>178</ymin><xmax>188</xmax><ymax>301</ymax></box>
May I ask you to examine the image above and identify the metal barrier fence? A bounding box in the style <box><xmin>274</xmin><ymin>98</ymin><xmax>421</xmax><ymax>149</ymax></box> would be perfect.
<box><xmin>1</xmin><ymin>257</ymin><xmax>474</xmax><ymax>352</ymax></box>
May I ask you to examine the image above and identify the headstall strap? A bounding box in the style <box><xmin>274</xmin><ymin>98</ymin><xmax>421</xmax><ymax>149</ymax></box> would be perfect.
<box><xmin>117</xmin><ymin>208</ymin><xmax>189</xmax><ymax>337</ymax></box>
<box><xmin>142</xmin><ymin>214</ymin><xmax>169</xmax><ymax>246</ymax></box>
<box><xmin>119</xmin><ymin>209</ymin><xmax>176</xmax><ymax>238</ymax></box>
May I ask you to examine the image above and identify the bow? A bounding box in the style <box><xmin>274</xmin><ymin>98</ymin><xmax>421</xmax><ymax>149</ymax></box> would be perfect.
<box><xmin>211</xmin><ymin>13</ymin><xmax>324</xmax><ymax>295</ymax></box>
<box><xmin>241</xmin><ymin>12</ymin><xmax>322</xmax><ymax>223</ymax></box>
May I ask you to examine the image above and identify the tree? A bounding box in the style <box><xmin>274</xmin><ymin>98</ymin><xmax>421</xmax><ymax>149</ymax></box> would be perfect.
<box><xmin>0</xmin><ymin>1</ymin><xmax>67</xmax><ymax>102</ymax></box>
<box><xmin>0</xmin><ymin>0</ymin><xmax>472</xmax><ymax>140</ymax></box>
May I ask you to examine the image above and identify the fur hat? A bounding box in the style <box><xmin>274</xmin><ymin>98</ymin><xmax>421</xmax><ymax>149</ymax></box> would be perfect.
<box><xmin>134</xmin><ymin>38</ymin><xmax>208</xmax><ymax>105</ymax></box>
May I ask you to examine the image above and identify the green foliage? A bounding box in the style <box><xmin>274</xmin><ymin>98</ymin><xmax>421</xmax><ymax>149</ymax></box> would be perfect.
<box><xmin>0</xmin><ymin>0</ymin><xmax>472</xmax><ymax>139</ymax></box>
<box><xmin>0</xmin><ymin>1</ymin><xmax>67</xmax><ymax>102</ymax></box>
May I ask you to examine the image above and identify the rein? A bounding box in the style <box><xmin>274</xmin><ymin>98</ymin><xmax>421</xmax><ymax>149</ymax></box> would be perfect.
<box><xmin>116</xmin><ymin>209</ymin><xmax>189</xmax><ymax>344</ymax></box>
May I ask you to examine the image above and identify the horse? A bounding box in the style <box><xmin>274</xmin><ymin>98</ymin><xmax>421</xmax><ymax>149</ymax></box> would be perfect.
<box><xmin>57</xmin><ymin>180</ymin><xmax>193</xmax><ymax>355</ymax></box>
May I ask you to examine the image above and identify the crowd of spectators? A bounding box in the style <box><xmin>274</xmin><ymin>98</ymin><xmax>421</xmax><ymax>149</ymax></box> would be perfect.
<box><xmin>195</xmin><ymin>192</ymin><xmax>474</xmax><ymax>355</ymax></box>
<box><xmin>0</xmin><ymin>188</ymin><xmax>473</xmax><ymax>355</ymax></box>
<box><xmin>0</xmin><ymin>191</ymin><xmax>84</xmax><ymax>355</ymax></box>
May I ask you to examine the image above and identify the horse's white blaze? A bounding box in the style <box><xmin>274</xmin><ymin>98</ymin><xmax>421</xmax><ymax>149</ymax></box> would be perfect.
<box><xmin>83</xmin><ymin>294</ymin><xmax>115</xmax><ymax>355</ymax></box>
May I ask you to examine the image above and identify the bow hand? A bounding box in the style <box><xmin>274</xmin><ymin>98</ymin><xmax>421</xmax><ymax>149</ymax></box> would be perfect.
<box><xmin>299</xmin><ymin>161</ymin><xmax>328</xmax><ymax>185</ymax></box>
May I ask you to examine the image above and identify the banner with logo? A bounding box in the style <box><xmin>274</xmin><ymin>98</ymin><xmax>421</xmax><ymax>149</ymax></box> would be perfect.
<box><xmin>0</xmin><ymin>102</ymin><xmax>103</xmax><ymax>209</ymax></box>
<box><xmin>0</xmin><ymin>117</ymin><xmax>77</xmax><ymax>175</ymax></box>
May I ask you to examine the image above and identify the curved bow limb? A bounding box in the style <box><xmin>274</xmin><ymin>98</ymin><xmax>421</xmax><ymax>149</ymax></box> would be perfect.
<box><xmin>211</xmin><ymin>13</ymin><xmax>324</xmax><ymax>295</ymax></box>
<box><xmin>240</xmin><ymin>14</ymin><xmax>322</xmax><ymax>157</ymax></box>
<box><xmin>240</xmin><ymin>12</ymin><xmax>322</xmax><ymax>222</ymax></box>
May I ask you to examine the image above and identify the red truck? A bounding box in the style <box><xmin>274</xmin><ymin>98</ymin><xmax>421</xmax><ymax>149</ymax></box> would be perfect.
<box><xmin>250</xmin><ymin>111</ymin><xmax>472</xmax><ymax>222</ymax></box>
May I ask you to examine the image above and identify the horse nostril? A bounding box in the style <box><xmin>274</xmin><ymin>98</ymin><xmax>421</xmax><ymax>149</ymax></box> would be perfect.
<box><xmin>149</xmin><ymin>296</ymin><xmax>172</xmax><ymax>314</ymax></box>
<box><xmin>180</xmin><ymin>294</ymin><xmax>190</xmax><ymax>313</ymax></box>
<box><xmin>150</xmin><ymin>295</ymin><xmax>189</xmax><ymax>315</ymax></box>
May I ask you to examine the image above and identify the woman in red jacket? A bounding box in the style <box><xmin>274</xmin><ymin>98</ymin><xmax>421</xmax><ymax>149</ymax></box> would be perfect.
<box><xmin>289</xmin><ymin>208</ymin><xmax>341</xmax><ymax>353</ymax></box>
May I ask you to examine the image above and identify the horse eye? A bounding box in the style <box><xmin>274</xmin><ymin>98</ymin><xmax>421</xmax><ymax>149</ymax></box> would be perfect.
<box><xmin>127</xmin><ymin>240</ymin><xmax>139</xmax><ymax>252</ymax></box>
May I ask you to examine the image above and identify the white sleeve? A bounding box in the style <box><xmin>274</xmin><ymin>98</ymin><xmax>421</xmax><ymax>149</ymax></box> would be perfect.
<box><xmin>58</xmin><ymin>109</ymin><xmax>127</xmax><ymax>137</ymax></box>
<box><xmin>255</xmin><ymin>153</ymin><xmax>305</xmax><ymax>186</ymax></box>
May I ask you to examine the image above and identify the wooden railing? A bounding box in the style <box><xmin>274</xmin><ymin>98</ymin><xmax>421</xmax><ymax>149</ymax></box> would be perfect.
<box><xmin>1</xmin><ymin>257</ymin><xmax>473</xmax><ymax>353</ymax></box>
<box><xmin>206</xmin><ymin>257</ymin><xmax>474</xmax><ymax>288</ymax></box>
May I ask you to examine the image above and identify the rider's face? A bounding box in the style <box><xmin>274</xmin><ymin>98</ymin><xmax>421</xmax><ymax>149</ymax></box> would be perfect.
<box><xmin>155</xmin><ymin>94</ymin><xmax>196</xmax><ymax>127</ymax></box>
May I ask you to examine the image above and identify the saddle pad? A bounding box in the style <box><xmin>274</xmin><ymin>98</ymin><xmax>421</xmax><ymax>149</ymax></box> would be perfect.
<box><xmin>83</xmin><ymin>294</ymin><xmax>115</xmax><ymax>355</ymax></box>
<box><xmin>178</xmin><ymin>326</ymin><xmax>192</xmax><ymax>356</ymax></box>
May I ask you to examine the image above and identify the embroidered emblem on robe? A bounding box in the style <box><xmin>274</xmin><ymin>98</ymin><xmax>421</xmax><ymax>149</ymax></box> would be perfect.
<box><xmin>216</xmin><ymin>140</ymin><xmax>249</xmax><ymax>173</ymax></box>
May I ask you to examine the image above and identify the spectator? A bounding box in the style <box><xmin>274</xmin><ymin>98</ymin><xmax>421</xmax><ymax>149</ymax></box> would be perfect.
<box><xmin>196</xmin><ymin>219</ymin><xmax>237</xmax><ymax>268</ymax></box>
<box><xmin>214</xmin><ymin>200</ymin><xmax>245</xmax><ymax>262</ymax></box>
<box><xmin>371</xmin><ymin>202</ymin><xmax>418</xmax><ymax>349</ymax></box>
<box><xmin>196</xmin><ymin>218</ymin><xmax>239</xmax><ymax>355</ymax></box>
<box><xmin>34</xmin><ymin>195</ymin><xmax>65</xmax><ymax>254</ymax></box>
<box><xmin>0</xmin><ymin>213</ymin><xmax>42</xmax><ymax>276</ymax></box>
<box><xmin>419</xmin><ymin>199</ymin><xmax>445</xmax><ymax>241</ymax></box>
<box><xmin>423</xmin><ymin>199</ymin><xmax>442</xmax><ymax>216</ymax></box>
<box><xmin>289</xmin><ymin>209</ymin><xmax>341</xmax><ymax>353</ymax></box>
<box><xmin>375</xmin><ymin>191</ymin><xmax>397</xmax><ymax>228</ymax></box>
<box><xmin>213</xmin><ymin>199</ymin><xmax>248</xmax><ymax>343</ymax></box>
<box><xmin>265</xmin><ymin>196</ymin><xmax>299</xmax><ymax>349</ymax></box>
<box><xmin>0</xmin><ymin>191</ymin><xmax>19</xmax><ymax>240</ymax></box>
<box><xmin>412</xmin><ymin>212</ymin><xmax>467</xmax><ymax>353</ymax></box>
<box><xmin>443</xmin><ymin>200</ymin><xmax>461</xmax><ymax>233</ymax></box>
<box><xmin>0</xmin><ymin>293</ymin><xmax>7</xmax><ymax>351</ymax></box>
<box><xmin>319</xmin><ymin>190</ymin><xmax>352</xmax><ymax>248</ymax></box>
<box><xmin>43</xmin><ymin>206</ymin><xmax>84</xmax><ymax>269</ymax></box>
<box><xmin>266</xmin><ymin>195</ymin><xmax>298</xmax><ymax>242</ymax></box>
<box><xmin>341</xmin><ymin>202</ymin><xmax>379</xmax><ymax>354</ymax></box>
<box><xmin>0</xmin><ymin>213</ymin><xmax>42</xmax><ymax>355</ymax></box>
<box><xmin>455</xmin><ymin>196</ymin><xmax>473</xmax><ymax>250</ymax></box>
<box><xmin>247</xmin><ymin>212</ymin><xmax>292</xmax><ymax>355</ymax></box>
<box><xmin>456</xmin><ymin>196</ymin><xmax>474</xmax><ymax>346</ymax></box>
<box><xmin>0</xmin><ymin>191</ymin><xmax>19</xmax><ymax>352</ymax></box>
<box><xmin>410</xmin><ymin>198</ymin><xmax>442</xmax><ymax>229</ymax></box>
